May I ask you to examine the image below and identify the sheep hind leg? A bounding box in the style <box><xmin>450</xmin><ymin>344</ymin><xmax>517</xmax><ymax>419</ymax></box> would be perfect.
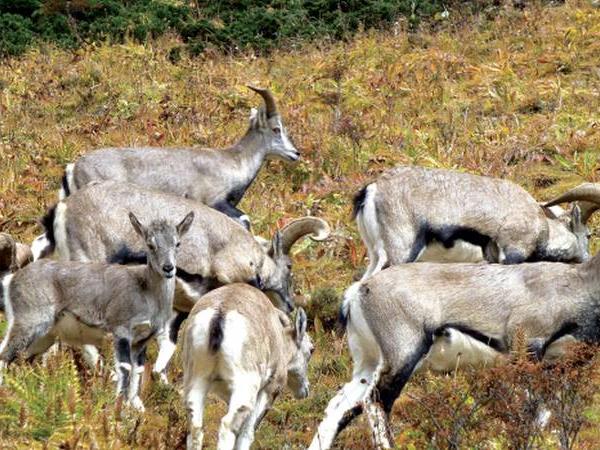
<box><xmin>308</xmin><ymin>364</ymin><xmax>379</xmax><ymax>450</ymax></box>
<box><xmin>366</xmin><ymin>337</ymin><xmax>432</xmax><ymax>449</ymax></box>
<box><xmin>0</xmin><ymin>320</ymin><xmax>54</xmax><ymax>384</ymax></box>
<box><xmin>154</xmin><ymin>311</ymin><xmax>188</xmax><ymax>384</ymax></box>
<box><xmin>127</xmin><ymin>344</ymin><xmax>147</xmax><ymax>412</ymax></box>
<box><xmin>185</xmin><ymin>377</ymin><xmax>210</xmax><ymax>450</ymax></box>
<box><xmin>235</xmin><ymin>390</ymin><xmax>272</xmax><ymax>450</ymax></box>
<box><xmin>218</xmin><ymin>381</ymin><xmax>258</xmax><ymax>450</ymax></box>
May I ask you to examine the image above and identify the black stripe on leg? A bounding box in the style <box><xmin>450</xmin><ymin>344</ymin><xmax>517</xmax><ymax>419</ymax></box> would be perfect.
<box><xmin>335</xmin><ymin>405</ymin><xmax>363</xmax><ymax>436</ymax></box>
<box><xmin>39</xmin><ymin>204</ymin><xmax>57</xmax><ymax>252</ymax></box>
<box><xmin>116</xmin><ymin>338</ymin><xmax>132</xmax><ymax>393</ymax></box>
<box><xmin>136</xmin><ymin>347</ymin><xmax>147</xmax><ymax>367</ymax></box>
<box><xmin>539</xmin><ymin>322</ymin><xmax>579</xmax><ymax>359</ymax></box>
<box><xmin>435</xmin><ymin>323</ymin><xmax>507</xmax><ymax>353</ymax></box>
<box><xmin>377</xmin><ymin>332</ymin><xmax>434</xmax><ymax>414</ymax></box>
<box><xmin>169</xmin><ymin>311</ymin><xmax>190</xmax><ymax>343</ymax></box>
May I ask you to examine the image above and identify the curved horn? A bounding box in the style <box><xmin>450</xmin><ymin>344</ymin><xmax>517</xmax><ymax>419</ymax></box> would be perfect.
<box><xmin>0</xmin><ymin>233</ymin><xmax>17</xmax><ymax>272</ymax></box>
<box><xmin>544</xmin><ymin>183</ymin><xmax>600</xmax><ymax>208</ymax></box>
<box><xmin>247</xmin><ymin>86</ymin><xmax>277</xmax><ymax>117</ymax></box>
<box><xmin>279</xmin><ymin>217</ymin><xmax>331</xmax><ymax>255</ymax></box>
<box><xmin>579</xmin><ymin>201</ymin><xmax>600</xmax><ymax>224</ymax></box>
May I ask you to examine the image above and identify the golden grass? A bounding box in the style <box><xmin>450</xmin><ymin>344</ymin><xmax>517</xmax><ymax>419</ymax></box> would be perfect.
<box><xmin>0</xmin><ymin>0</ymin><xmax>599</xmax><ymax>448</ymax></box>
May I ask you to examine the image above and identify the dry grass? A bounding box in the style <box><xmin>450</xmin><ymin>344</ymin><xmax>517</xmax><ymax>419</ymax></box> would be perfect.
<box><xmin>0</xmin><ymin>0</ymin><xmax>599</xmax><ymax>448</ymax></box>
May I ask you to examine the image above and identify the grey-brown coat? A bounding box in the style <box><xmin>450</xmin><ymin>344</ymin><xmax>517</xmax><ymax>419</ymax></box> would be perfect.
<box><xmin>61</xmin><ymin>87</ymin><xmax>298</xmax><ymax>229</ymax></box>
<box><xmin>310</xmin><ymin>256</ymin><xmax>600</xmax><ymax>449</ymax></box>
<box><xmin>182</xmin><ymin>284</ymin><xmax>312</xmax><ymax>450</ymax></box>
<box><xmin>0</xmin><ymin>212</ymin><xmax>193</xmax><ymax>411</ymax></box>
<box><xmin>354</xmin><ymin>166</ymin><xmax>600</xmax><ymax>279</ymax></box>
<box><xmin>36</xmin><ymin>181</ymin><xmax>329</xmax><ymax>381</ymax></box>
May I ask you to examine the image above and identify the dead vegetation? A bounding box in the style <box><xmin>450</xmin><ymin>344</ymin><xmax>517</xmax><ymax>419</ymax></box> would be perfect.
<box><xmin>0</xmin><ymin>0</ymin><xmax>599</xmax><ymax>448</ymax></box>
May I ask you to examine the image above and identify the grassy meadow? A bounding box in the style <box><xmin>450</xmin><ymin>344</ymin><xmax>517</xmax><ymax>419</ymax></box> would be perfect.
<box><xmin>1</xmin><ymin>0</ymin><xmax>600</xmax><ymax>448</ymax></box>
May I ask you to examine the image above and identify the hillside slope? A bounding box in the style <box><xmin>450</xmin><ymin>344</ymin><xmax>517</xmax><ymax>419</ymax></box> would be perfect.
<box><xmin>0</xmin><ymin>0</ymin><xmax>599</xmax><ymax>448</ymax></box>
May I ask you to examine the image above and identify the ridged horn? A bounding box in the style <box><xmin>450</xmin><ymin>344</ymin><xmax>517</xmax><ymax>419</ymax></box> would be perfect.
<box><xmin>279</xmin><ymin>217</ymin><xmax>331</xmax><ymax>255</ymax></box>
<box><xmin>247</xmin><ymin>86</ymin><xmax>277</xmax><ymax>117</ymax></box>
<box><xmin>544</xmin><ymin>183</ymin><xmax>600</xmax><ymax>207</ymax></box>
<box><xmin>579</xmin><ymin>201</ymin><xmax>600</xmax><ymax>224</ymax></box>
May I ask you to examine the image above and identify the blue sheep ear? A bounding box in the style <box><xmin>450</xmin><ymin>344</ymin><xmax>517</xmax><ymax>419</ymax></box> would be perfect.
<box><xmin>295</xmin><ymin>308</ymin><xmax>307</xmax><ymax>346</ymax></box>
<box><xmin>129</xmin><ymin>212</ymin><xmax>146</xmax><ymax>239</ymax></box>
<box><xmin>570</xmin><ymin>204</ymin><xmax>583</xmax><ymax>231</ymax></box>
<box><xmin>177</xmin><ymin>211</ymin><xmax>194</xmax><ymax>237</ymax></box>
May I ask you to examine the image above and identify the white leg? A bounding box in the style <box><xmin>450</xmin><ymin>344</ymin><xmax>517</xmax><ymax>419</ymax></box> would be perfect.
<box><xmin>127</xmin><ymin>364</ymin><xmax>145</xmax><ymax>412</ymax></box>
<box><xmin>82</xmin><ymin>345</ymin><xmax>101</xmax><ymax>370</ymax></box>
<box><xmin>154</xmin><ymin>324</ymin><xmax>176</xmax><ymax>384</ymax></box>
<box><xmin>185</xmin><ymin>377</ymin><xmax>210</xmax><ymax>450</ymax></box>
<box><xmin>364</xmin><ymin>397</ymin><xmax>393</xmax><ymax>449</ymax></box>
<box><xmin>217</xmin><ymin>382</ymin><xmax>258</xmax><ymax>450</ymax></box>
<box><xmin>114</xmin><ymin>355</ymin><xmax>128</xmax><ymax>395</ymax></box>
<box><xmin>235</xmin><ymin>390</ymin><xmax>270</xmax><ymax>450</ymax></box>
<box><xmin>308</xmin><ymin>368</ymin><xmax>377</xmax><ymax>450</ymax></box>
<box><xmin>0</xmin><ymin>361</ymin><xmax>6</xmax><ymax>385</ymax></box>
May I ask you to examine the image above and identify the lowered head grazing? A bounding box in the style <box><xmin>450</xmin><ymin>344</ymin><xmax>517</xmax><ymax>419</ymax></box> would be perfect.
<box><xmin>262</xmin><ymin>217</ymin><xmax>331</xmax><ymax>313</ymax></box>
<box><xmin>247</xmin><ymin>86</ymin><xmax>299</xmax><ymax>162</ymax></box>
<box><xmin>542</xmin><ymin>183</ymin><xmax>600</xmax><ymax>262</ymax></box>
<box><xmin>128</xmin><ymin>211</ymin><xmax>194</xmax><ymax>279</ymax></box>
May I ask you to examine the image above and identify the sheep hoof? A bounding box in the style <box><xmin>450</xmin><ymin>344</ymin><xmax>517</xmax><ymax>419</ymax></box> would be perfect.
<box><xmin>152</xmin><ymin>369</ymin><xmax>170</xmax><ymax>385</ymax></box>
<box><xmin>128</xmin><ymin>396</ymin><xmax>145</xmax><ymax>412</ymax></box>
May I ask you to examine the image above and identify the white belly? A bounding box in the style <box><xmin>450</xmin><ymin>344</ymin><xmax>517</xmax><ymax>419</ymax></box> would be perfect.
<box><xmin>418</xmin><ymin>240</ymin><xmax>484</xmax><ymax>263</ymax></box>
<box><xmin>420</xmin><ymin>328</ymin><xmax>504</xmax><ymax>372</ymax></box>
<box><xmin>52</xmin><ymin>312</ymin><xmax>106</xmax><ymax>347</ymax></box>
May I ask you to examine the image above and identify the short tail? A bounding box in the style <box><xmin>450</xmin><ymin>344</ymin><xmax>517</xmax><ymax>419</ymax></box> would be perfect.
<box><xmin>59</xmin><ymin>163</ymin><xmax>75</xmax><ymax>200</ymax></box>
<box><xmin>32</xmin><ymin>204</ymin><xmax>58</xmax><ymax>260</ymax></box>
<box><xmin>338</xmin><ymin>282</ymin><xmax>362</xmax><ymax>333</ymax></box>
<box><xmin>208</xmin><ymin>309</ymin><xmax>225</xmax><ymax>353</ymax></box>
<box><xmin>354</xmin><ymin>183</ymin><xmax>387</xmax><ymax>279</ymax></box>
<box><xmin>352</xmin><ymin>185</ymin><xmax>369</xmax><ymax>220</ymax></box>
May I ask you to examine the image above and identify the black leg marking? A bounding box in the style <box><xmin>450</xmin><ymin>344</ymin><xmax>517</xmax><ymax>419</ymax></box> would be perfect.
<box><xmin>352</xmin><ymin>186</ymin><xmax>369</xmax><ymax>219</ymax></box>
<box><xmin>39</xmin><ymin>204</ymin><xmax>57</xmax><ymax>255</ymax></box>
<box><xmin>540</xmin><ymin>322</ymin><xmax>579</xmax><ymax>358</ymax></box>
<box><xmin>502</xmin><ymin>249</ymin><xmax>526</xmax><ymax>264</ymax></box>
<box><xmin>408</xmin><ymin>222</ymin><xmax>494</xmax><ymax>263</ymax></box>
<box><xmin>115</xmin><ymin>338</ymin><xmax>132</xmax><ymax>394</ymax></box>
<box><xmin>335</xmin><ymin>405</ymin><xmax>364</xmax><ymax>436</ymax></box>
<box><xmin>377</xmin><ymin>334</ymin><xmax>433</xmax><ymax>414</ymax></box>
<box><xmin>213</xmin><ymin>200</ymin><xmax>250</xmax><ymax>230</ymax></box>
<box><xmin>169</xmin><ymin>311</ymin><xmax>190</xmax><ymax>344</ymax></box>
<box><xmin>436</xmin><ymin>323</ymin><xmax>507</xmax><ymax>353</ymax></box>
<box><xmin>135</xmin><ymin>346</ymin><xmax>147</xmax><ymax>367</ymax></box>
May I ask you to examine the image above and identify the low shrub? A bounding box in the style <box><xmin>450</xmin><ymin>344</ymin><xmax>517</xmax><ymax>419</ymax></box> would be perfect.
<box><xmin>0</xmin><ymin>0</ymin><xmax>453</xmax><ymax>58</ymax></box>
